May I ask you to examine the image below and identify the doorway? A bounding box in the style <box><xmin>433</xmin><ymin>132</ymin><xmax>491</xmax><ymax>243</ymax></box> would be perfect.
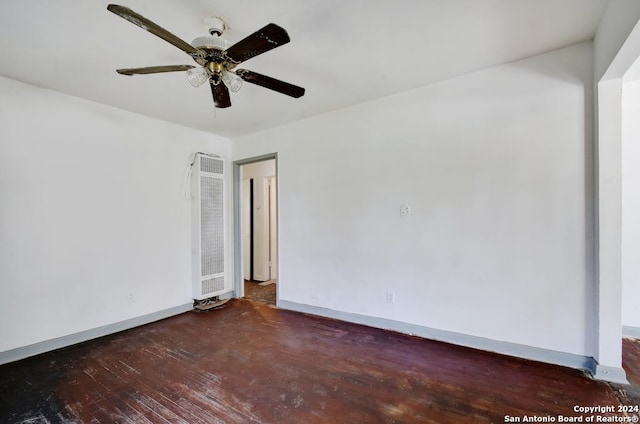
<box><xmin>234</xmin><ymin>155</ymin><xmax>278</xmax><ymax>306</ymax></box>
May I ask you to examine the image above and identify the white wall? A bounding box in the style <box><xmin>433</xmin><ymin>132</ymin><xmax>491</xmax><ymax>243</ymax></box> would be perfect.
<box><xmin>233</xmin><ymin>42</ymin><xmax>595</xmax><ymax>357</ymax></box>
<box><xmin>0</xmin><ymin>76</ymin><xmax>231</xmax><ymax>353</ymax></box>
<box><xmin>622</xmin><ymin>78</ymin><xmax>640</xmax><ymax>329</ymax></box>
<box><xmin>242</xmin><ymin>160</ymin><xmax>276</xmax><ymax>281</ymax></box>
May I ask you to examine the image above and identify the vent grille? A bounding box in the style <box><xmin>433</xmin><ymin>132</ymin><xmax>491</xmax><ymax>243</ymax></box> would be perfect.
<box><xmin>192</xmin><ymin>153</ymin><xmax>227</xmax><ymax>300</ymax></box>
<box><xmin>201</xmin><ymin>276</ymin><xmax>225</xmax><ymax>296</ymax></box>
<box><xmin>201</xmin><ymin>175</ymin><xmax>224</xmax><ymax>276</ymax></box>
<box><xmin>200</xmin><ymin>156</ymin><xmax>223</xmax><ymax>174</ymax></box>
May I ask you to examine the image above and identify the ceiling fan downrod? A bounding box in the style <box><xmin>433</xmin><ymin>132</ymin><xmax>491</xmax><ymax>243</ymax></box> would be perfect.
<box><xmin>204</xmin><ymin>16</ymin><xmax>227</xmax><ymax>36</ymax></box>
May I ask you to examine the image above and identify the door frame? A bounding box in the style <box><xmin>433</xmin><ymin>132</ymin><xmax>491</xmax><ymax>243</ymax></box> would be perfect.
<box><xmin>233</xmin><ymin>153</ymin><xmax>278</xmax><ymax>302</ymax></box>
<box><xmin>267</xmin><ymin>175</ymin><xmax>277</xmax><ymax>280</ymax></box>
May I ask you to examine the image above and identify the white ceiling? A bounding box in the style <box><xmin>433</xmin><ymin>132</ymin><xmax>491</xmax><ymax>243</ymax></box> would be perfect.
<box><xmin>0</xmin><ymin>0</ymin><xmax>608</xmax><ymax>138</ymax></box>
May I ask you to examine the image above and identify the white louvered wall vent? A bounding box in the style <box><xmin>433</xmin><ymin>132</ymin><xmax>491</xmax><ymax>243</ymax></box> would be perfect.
<box><xmin>192</xmin><ymin>154</ymin><xmax>230</xmax><ymax>300</ymax></box>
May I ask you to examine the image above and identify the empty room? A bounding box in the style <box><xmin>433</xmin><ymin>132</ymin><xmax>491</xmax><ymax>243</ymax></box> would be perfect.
<box><xmin>2</xmin><ymin>0</ymin><xmax>640</xmax><ymax>422</ymax></box>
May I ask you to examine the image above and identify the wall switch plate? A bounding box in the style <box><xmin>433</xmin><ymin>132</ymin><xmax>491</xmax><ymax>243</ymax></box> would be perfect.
<box><xmin>386</xmin><ymin>291</ymin><xmax>395</xmax><ymax>304</ymax></box>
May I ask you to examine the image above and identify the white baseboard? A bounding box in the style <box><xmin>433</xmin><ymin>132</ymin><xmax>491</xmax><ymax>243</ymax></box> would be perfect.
<box><xmin>0</xmin><ymin>303</ymin><xmax>193</xmax><ymax>365</ymax></box>
<box><xmin>278</xmin><ymin>300</ymin><xmax>627</xmax><ymax>383</ymax></box>
<box><xmin>591</xmin><ymin>363</ymin><xmax>629</xmax><ymax>384</ymax></box>
<box><xmin>623</xmin><ymin>326</ymin><xmax>640</xmax><ymax>339</ymax></box>
<box><xmin>4</xmin><ymin>300</ymin><xmax>630</xmax><ymax>385</ymax></box>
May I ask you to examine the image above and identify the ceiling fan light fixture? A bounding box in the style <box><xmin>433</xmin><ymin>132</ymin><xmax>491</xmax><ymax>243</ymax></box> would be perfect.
<box><xmin>221</xmin><ymin>71</ymin><xmax>243</xmax><ymax>92</ymax></box>
<box><xmin>186</xmin><ymin>67</ymin><xmax>208</xmax><ymax>87</ymax></box>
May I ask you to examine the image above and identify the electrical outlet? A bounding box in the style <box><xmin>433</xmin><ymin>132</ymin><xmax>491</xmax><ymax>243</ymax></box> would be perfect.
<box><xmin>128</xmin><ymin>293</ymin><xmax>134</xmax><ymax>304</ymax></box>
<box><xmin>386</xmin><ymin>291</ymin><xmax>395</xmax><ymax>304</ymax></box>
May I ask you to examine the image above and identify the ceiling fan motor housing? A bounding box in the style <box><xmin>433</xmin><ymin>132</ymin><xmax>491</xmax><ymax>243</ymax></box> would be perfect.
<box><xmin>191</xmin><ymin>35</ymin><xmax>230</xmax><ymax>51</ymax></box>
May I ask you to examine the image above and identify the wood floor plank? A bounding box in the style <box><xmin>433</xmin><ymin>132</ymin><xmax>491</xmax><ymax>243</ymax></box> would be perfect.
<box><xmin>1</xmin><ymin>299</ymin><xmax>638</xmax><ymax>423</ymax></box>
<box><xmin>624</xmin><ymin>337</ymin><xmax>640</xmax><ymax>385</ymax></box>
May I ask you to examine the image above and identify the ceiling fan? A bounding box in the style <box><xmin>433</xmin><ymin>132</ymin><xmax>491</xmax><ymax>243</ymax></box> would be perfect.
<box><xmin>106</xmin><ymin>4</ymin><xmax>305</xmax><ymax>108</ymax></box>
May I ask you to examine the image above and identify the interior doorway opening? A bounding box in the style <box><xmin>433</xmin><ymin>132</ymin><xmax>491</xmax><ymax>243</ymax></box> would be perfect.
<box><xmin>234</xmin><ymin>156</ymin><xmax>278</xmax><ymax>306</ymax></box>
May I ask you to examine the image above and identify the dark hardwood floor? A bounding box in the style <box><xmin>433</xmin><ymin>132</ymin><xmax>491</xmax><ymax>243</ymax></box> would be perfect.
<box><xmin>1</xmin><ymin>299</ymin><xmax>638</xmax><ymax>423</ymax></box>
<box><xmin>624</xmin><ymin>338</ymin><xmax>640</xmax><ymax>385</ymax></box>
<box><xmin>621</xmin><ymin>337</ymin><xmax>640</xmax><ymax>405</ymax></box>
<box><xmin>244</xmin><ymin>279</ymin><xmax>276</xmax><ymax>305</ymax></box>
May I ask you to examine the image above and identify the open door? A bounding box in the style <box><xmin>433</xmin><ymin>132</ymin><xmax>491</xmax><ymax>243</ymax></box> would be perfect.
<box><xmin>235</xmin><ymin>156</ymin><xmax>278</xmax><ymax>306</ymax></box>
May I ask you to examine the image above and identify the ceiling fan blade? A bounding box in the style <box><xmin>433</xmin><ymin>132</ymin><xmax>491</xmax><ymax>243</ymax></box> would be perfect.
<box><xmin>107</xmin><ymin>4</ymin><xmax>202</xmax><ymax>58</ymax></box>
<box><xmin>210</xmin><ymin>80</ymin><xmax>231</xmax><ymax>108</ymax></box>
<box><xmin>116</xmin><ymin>65</ymin><xmax>195</xmax><ymax>76</ymax></box>
<box><xmin>235</xmin><ymin>69</ymin><xmax>305</xmax><ymax>98</ymax></box>
<box><xmin>224</xmin><ymin>23</ymin><xmax>290</xmax><ymax>65</ymax></box>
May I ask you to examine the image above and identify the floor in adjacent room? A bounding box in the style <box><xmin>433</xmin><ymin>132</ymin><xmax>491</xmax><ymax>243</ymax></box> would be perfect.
<box><xmin>1</xmin><ymin>299</ymin><xmax>639</xmax><ymax>423</ymax></box>
<box><xmin>244</xmin><ymin>279</ymin><xmax>276</xmax><ymax>305</ymax></box>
